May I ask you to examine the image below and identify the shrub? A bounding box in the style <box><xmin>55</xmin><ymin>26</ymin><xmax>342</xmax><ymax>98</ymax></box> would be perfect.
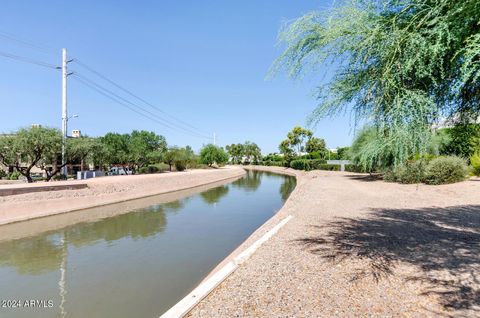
<box><xmin>0</xmin><ymin>170</ymin><xmax>7</xmax><ymax>179</ymax></box>
<box><xmin>290</xmin><ymin>159</ymin><xmax>311</xmax><ymax>171</ymax></box>
<box><xmin>290</xmin><ymin>159</ymin><xmax>329</xmax><ymax>171</ymax></box>
<box><xmin>309</xmin><ymin>159</ymin><xmax>327</xmax><ymax>169</ymax></box>
<box><xmin>8</xmin><ymin>171</ymin><xmax>20</xmax><ymax>180</ymax></box>
<box><xmin>138</xmin><ymin>165</ymin><xmax>159</xmax><ymax>174</ymax></box>
<box><xmin>424</xmin><ymin>156</ymin><xmax>468</xmax><ymax>185</ymax></box>
<box><xmin>174</xmin><ymin>160</ymin><xmax>187</xmax><ymax>171</ymax></box>
<box><xmin>470</xmin><ymin>153</ymin><xmax>480</xmax><ymax>176</ymax></box>
<box><xmin>389</xmin><ymin>160</ymin><xmax>428</xmax><ymax>184</ymax></box>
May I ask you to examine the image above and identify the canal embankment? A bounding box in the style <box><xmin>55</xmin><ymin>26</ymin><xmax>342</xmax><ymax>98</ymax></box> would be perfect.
<box><xmin>0</xmin><ymin>166</ymin><xmax>245</xmax><ymax>226</ymax></box>
<box><xmin>186</xmin><ymin>165</ymin><xmax>480</xmax><ymax>318</ymax></box>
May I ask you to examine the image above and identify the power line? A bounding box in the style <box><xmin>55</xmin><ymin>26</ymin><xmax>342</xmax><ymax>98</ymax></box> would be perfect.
<box><xmin>72</xmin><ymin>70</ymin><xmax>213</xmax><ymax>139</ymax></box>
<box><xmin>0</xmin><ymin>31</ymin><xmax>213</xmax><ymax>140</ymax></box>
<box><xmin>0</xmin><ymin>50</ymin><xmax>58</xmax><ymax>69</ymax></box>
<box><xmin>72</xmin><ymin>72</ymin><xmax>212</xmax><ymax>139</ymax></box>
<box><xmin>0</xmin><ymin>30</ymin><xmax>56</xmax><ymax>54</ymax></box>
<box><xmin>72</xmin><ymin>58</ymin><xmax>211</xmax><ymax>135</ymax></box>
<box><xmin>71</xmin><ymin>73</ymin><xmax>213</xmax><ymax>140</ymax></box>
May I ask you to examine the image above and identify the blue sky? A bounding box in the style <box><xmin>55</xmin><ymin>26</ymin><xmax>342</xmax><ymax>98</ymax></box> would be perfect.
<box><xmin>0</xmin><ymin>0</ymin><xmax>354</xmax><ymax>153</ymax></box>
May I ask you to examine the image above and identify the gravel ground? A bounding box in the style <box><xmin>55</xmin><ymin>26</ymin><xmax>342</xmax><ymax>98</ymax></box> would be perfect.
<box><xmin>0</xmin><ymin>167</ymin><xmax>245</xmax><ymax>225</ymax></box>
<box><xmin>187</xmin><ymin>166</ymin><xmax>480</xmax><ymax>318</ymax></box>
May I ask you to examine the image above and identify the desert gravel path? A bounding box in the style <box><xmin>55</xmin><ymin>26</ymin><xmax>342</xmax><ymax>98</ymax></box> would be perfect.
<box><xmin>187</xmin><ymin>166</ymin><xmax>480</xmax><ymax>318</ymax></box>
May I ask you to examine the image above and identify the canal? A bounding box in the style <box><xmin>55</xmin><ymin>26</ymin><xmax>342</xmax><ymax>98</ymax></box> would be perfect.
<box><xmin>0</xmin><ymin>170</ymin><xmax>295</xmax><ymax>318</ymax></box>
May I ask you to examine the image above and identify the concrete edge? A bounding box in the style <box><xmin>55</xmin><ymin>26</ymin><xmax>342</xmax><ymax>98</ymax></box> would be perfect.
<box><xmin>159</xmin><ymin>215</ymin><xmax>293</xmax><ymax>318</ymax></box>
<box><xmin>0</xmin><ymin>183</ymin><xmax>88</xmax><ymax>197</ymax></box>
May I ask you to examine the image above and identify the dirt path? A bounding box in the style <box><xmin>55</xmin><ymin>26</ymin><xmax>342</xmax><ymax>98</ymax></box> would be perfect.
<box><xmin>0</xmin><ymin>167</ymin><xmax>245</xmax><ymax>225</ymax></box>
<box><xmin>187</xmin><ymin>166</ymin><xmax>480</xmax><ymax>317</ymax></box>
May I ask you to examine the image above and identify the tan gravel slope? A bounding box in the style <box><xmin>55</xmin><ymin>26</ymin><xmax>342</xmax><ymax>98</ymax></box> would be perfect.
<box><xmin>0</xmin><ymin>167</ymin><xmax>245</xmax><ymax>225</ymax></box>
<box><xmin>187</xmin><ymin>166</ymin><xmax>480</xmax><ymax>318</ymax></box>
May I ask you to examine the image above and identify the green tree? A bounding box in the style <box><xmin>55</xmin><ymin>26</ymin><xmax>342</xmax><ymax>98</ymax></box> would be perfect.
<box><xmin>183</xmin><ymin>145</ymin><xmax>198</xmax><ymax>169</ymax></box>
<box><xmin>163</xmin><ymin>147</ymin><xmax>181</xmax><ymax>172</ymax></box>
<box><xmin>349</xmin><ymin>126</ymin><xmax>391</xmax><ymax>172</ymax></box>
<box><xmin>199</xmin><ymin>144</ymin><xmax>228</xmax><ymax>167</ymax></box>
<box><xmin>225</xmin><ymin>143</ymin><xmax>245</xmax><ymax>164</ymax></box>
<box><xmin>279</xmin><ymin>139</ymin><xmax>294</xmax><ymax>164</ymax></box>
<box><xmin>100</xmin><ymin>132</ymin><xmax>130</xmax><ymax>170</ymax></box>
<box><xmin>243</xmin><ymin>141</ymin><xmax>262</xmax><ymax>164</ymax></box>
<box><xmin>287</xmin><ymin>126</ymin><xmax>313</xmax><ymax>154</ymax></box>
<box><xmin>337</xmin><ymin>147</ymin><xmax>351</xmax><ymax>160</ymax></box>
<box><xmin>40</xmin><ymin>137</ymin><xmax>102</xmax><ymax>181</ymax></box>
<box><xmin>0</xmin><ymin>126</ymin><xmax>62</xmax><ymax>183</ymax></box>
<box><xmin>305</xmin><ymin>137</ymin><xmax>326</xmax><ymax>155</ymax></box>
<box><xmin>0</xmin><ymin>127</ymin><xmax>98</xmax><ymax>182</ymax></box>
<box><xmin>128</xmin><ymin>130</ymin><xmax>167</xmax><ymax>170</ymax></box>
<box><xmin>272</xmin><ymin>0</ymin><xmax>480</xmax><ymax>167</ymax></box>
<box><xmin>442</xmin><ymin>124</ymin><xmax>480</xmax><ymax>158</ymax></box>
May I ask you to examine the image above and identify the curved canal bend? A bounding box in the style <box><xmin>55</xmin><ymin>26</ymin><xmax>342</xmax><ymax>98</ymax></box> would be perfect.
<box><xmin>0</xmin><ymin>170</ymin><xmax>296</xmax><ymax>318</ymax></box>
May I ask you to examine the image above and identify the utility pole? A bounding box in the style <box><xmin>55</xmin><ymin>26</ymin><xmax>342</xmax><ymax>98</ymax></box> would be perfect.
<box><xmin>61</xmin><ymin>48</ymin><xmax>73</xmax><ymax>178</ymax></box>
<box><xmin>213</xmin><ymin>132</ymin><xmax>216</xmax><ymax>146</ymax></box>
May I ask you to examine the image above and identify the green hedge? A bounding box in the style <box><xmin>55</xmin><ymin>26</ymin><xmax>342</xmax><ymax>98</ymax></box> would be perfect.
<box><xmin>290</xmin><ymin>159</ymin><xmax>330</xmax><ymax>171</ymax></box>
<box><xmin>316</xmin><ymin>164</ymin><xmax>340</xmax><ymax>171</ymax></box>
<box><xmin>261</xmin><ymin>160</ymin><xmax>287</xmax><ymax>167</ymax></box>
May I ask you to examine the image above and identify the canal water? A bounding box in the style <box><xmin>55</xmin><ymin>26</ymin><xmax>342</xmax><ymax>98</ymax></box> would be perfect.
<box><xmin>0</xmin><ymin>170</ymin><xmax>295</xmax><ymax>318</ymax></box>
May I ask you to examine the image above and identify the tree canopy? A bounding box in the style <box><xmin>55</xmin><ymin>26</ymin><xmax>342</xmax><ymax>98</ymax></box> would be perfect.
<box><xmin>226</xmin><ymin>141</ymin><xmax>262</xmax><ymax>164</ymax></box>
<box><xmin>199</xmin><ymin>144</ymin><xmax>229</xmax><ymax>167</ymax></box>
<box><xmin>273</xmin><ymin>0</ymin><xmax>480</xmax><ymax>166</ymax></box>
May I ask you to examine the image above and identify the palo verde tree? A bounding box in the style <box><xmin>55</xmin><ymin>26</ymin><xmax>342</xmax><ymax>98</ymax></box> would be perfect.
<box><xmin>272</xmin><ymin>0</ymin><xmax>480</xmax><ymax>167</ymax></box>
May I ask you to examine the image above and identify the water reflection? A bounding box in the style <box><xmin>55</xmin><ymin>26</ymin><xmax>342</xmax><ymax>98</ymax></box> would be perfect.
<box><xmin>199</xmin><ymin>185</ymin><xmax>229</xmax><ymax>204</ymax></box>
<box><xmin>0</xmin><ymin>208</ymin><xmax>168</xmax><ymax>275</ymax></box>
<box><xmin>0</xmin><ymin>236</ymin><xmax>63</xmax><ymax>275</ymax></box>
<box><xmin>231</xmin><ymin>170</ymin><xmax>261</xmax><ymax>191</ymax></box>
<box><xmin>67</xmin><ymin>207</ymin><xmax>168</xmax><ymax>247</ymax></box>
<box><xmin>280</xmin><ymin>175</ymin><xmax>296</xmax><ymax>201</ymax></box>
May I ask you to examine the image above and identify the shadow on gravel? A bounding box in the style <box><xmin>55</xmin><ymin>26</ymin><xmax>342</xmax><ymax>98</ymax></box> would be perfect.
<box><xmin>344</xmin><ymin>174</ymin><xmax>383</xmax><ymax>182</ymax></box>
<box><xmin>297</xmin><ymin>205</ymin><xmax>480</xmax><ymax>314</ymax></box>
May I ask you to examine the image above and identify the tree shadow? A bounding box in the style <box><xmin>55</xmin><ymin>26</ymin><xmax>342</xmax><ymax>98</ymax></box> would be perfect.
<box><xmin>297</xmin><ymin>205</ymin><xmax>480</xmax><ymax>314</ymax></box>
<box><xmin>344</xmin><ymin>174</ymin><xmax>383</xmax><ymax>182</ymax></box>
